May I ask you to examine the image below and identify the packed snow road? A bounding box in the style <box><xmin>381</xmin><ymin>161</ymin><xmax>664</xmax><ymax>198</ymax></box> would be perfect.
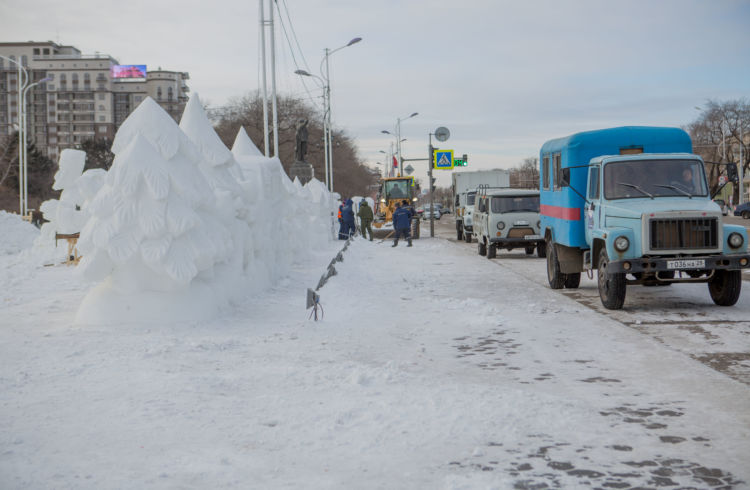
<box><xmin>433</xmin><ymin>217</ymin><xmax>750</xmax><ymax>388</ymax></box>
<box><xmin>2</xmin><ymin>226</ymin><xmax>750</xmax><ymax>489</ymax></box>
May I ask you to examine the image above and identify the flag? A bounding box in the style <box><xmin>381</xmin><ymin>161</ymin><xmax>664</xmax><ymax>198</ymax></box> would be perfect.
<box><xmin>393</xmin><ymin>156</ymin><xmax>398</xmax><ymax>168</ymax></box>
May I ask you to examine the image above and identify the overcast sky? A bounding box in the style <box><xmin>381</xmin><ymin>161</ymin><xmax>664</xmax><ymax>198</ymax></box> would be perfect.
<box><xmin>3</xmin><ymin>0</ymin><xmax>749</xmax><ymax>186</ymax></box>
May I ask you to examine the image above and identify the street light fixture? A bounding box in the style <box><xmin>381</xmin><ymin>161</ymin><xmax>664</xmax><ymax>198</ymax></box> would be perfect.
<box><xmin>295</xmin><ymin>36</ymin><xmax>362</xmax><ymax>193</ymax></box>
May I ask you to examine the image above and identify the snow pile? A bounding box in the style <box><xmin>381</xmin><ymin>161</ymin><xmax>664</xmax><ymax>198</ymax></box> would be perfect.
<box><xmin>73</xmin><ymin>96</ymin><xmax>335</xmax><ymax>324</ymax></box>
<box><xmin>0</xmin><ymin>210</ymin><xmax>39</xmax><ymax>255</ymax></box>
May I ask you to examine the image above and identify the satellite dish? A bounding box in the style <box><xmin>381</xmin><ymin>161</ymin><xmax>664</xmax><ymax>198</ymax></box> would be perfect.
<box><xmin>434</xmin><ymin>127</ymin><xmax>450</xmax><ymax>142</ymax></box>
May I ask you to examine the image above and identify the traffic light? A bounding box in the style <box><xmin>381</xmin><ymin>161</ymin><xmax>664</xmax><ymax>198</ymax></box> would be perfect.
<box><xmin>454</xmin><ymin>154</ymin><xmax>468</xmax><ymax>167</ymax></box>
<box><xmin>727</xmin><ymin>163</ymin><xmax>738</xmax><ymax>183</ymax></box>
<box><xmin>431</xmin><ymin>177</ymin><xmax>436</xmax><ymax>187</ymax></box>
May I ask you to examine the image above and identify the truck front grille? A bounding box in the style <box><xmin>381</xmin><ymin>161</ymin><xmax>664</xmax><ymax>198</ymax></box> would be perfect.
<box><xmin>507</xmin><ymin>227</ymin><xmax>534</xmax><ymax>238</ymax></box>
<box><xmin>649</xmin><ymin>217</ymin><xmax>718</xmax><ymax>250</ymax></box>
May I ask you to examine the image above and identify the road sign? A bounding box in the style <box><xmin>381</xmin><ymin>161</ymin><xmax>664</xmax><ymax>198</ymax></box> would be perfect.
<box><xmin>434</xmin><ymin>149</ymin><xmax>454</xmax><ymax>169</ymax></box>
<box><xmin>404</xmin><ymin>164</ymin><xmax>414</xmax><ymax>175</ymax></box>
<box><xmin>435</xmin><ymin>127</ymin><xmax>450</xmax><ymax>142</ymax></box>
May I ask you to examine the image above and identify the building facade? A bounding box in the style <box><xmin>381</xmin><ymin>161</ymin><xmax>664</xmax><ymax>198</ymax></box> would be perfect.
<box><xmin>0</xmin><ymin>41</ymin><xmax>189</xmax><ymax>161</ymax></box>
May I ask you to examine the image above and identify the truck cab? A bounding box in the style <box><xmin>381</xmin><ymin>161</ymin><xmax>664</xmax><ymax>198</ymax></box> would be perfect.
<box><xmin>540</xmin><ymin>126</ymin><xmax>749</xmax><ymax>309</ymax></box>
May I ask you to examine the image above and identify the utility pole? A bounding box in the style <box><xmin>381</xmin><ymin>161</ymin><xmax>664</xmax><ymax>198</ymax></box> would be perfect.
<box><xmin>428</xmin><ymin>133</ymin><xmax>435</xmax><ymax>238</ymax></box>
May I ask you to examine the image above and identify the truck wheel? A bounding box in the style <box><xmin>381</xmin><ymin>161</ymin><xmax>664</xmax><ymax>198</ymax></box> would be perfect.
<box><xmin>536</xmin><ymin>242</ymin><xmax>546</xmax><ymax>258</ymax></box>
<box><xmin>564</xmin><ymin>273</ymin><xmax>581</xmax><ymax>289</ymax></box>
<box><xmin>478</xmin><ymin>239</ymin><xmax>487</xmax><ymax>256</ymax></box>
<box><xmin>546</xmin><ymin>241</ymin><xmax>565</xmax><ymax>289</ymax></box>
<box><xmin>708</xmin><ymin>269</ymin><xmax>741</xmax><ymax>306</ymax></box>
<box><xmin>487</xmin><ymin>243</ymin><xmax>496</xmax><ymax>259</ymax></box>
<box><xmin>456</xmin><ymin>226</ymin><xmax>463</xmax><ymax>241</ymax></box>
<box><xmin>525</xmin><ymin>246</ymin><xmax>534</xmax><ymax>255</ymax></box>
<box><xmin>412</xmin><ymin>219</ymin><xmax>420</xmax><ymax>239</ymax></box>
<box><xmin>464</xmin><ymin>232</ymin><xmax>472</xmax><ymax>243</ymax></box>
<box><xmin>598</xmin><ymin>249</ymin><xmax>626</xmax><ymax>310</ymax></box>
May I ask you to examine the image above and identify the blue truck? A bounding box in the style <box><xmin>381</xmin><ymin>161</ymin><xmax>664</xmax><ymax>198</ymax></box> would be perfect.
<box><xmin>539</xmin><ymin>126</ymin><xmax>750</xmax><ymax>309</ymax></box>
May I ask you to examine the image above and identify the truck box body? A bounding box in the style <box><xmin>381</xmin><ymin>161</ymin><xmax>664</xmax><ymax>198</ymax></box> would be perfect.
<box><xmin>540</xmin><ymin>126</ymin><xmax>693</xmax><ymax>248</ymax></box>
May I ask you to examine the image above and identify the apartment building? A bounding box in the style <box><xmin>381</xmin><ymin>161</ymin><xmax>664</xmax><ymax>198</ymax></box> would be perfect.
<box><xmin>0</xmin><ymin>41</ymin><xmax>189</xmax><ymax>160</ymax></box>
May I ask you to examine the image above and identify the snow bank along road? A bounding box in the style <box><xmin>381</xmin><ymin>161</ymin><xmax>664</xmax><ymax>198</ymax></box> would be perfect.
<box><xmin>2</xmin><ymin>230</ymin><xmax>750</xmax><ymax>489</ymax></box>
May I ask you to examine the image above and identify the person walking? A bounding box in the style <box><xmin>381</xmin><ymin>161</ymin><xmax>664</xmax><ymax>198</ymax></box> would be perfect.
<box><xmin>337</xmin><ymin>201</ymin><xmax>346</xmax><ymax>240</ymax></box>
<box><xmin>341</xmin><ymin>198</ymin><xmax>356</xmax><ymax>238</ymax></box>
<box><xmin>391</xmin><ymin>202</ymin><xmax>412</xmax><ymax>247</ymax></box>
<box><xmin>357</xmin><ymin>199</ymin><xmax>374</xmax><ymax>241</ymax></box>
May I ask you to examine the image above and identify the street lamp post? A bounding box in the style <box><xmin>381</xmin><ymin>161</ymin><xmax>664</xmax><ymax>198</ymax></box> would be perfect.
<box><xmin>295</xmin><ymin>37</ymin><xmax>361</xmax><ymax>193</ymax></box>
<box><xmin>382</xmin><ymin>112</ymin><xmax>418</xmax><ymax>176</ymax></box>
<box><xmin>0</xmin><ymin>54</ymin><xmax>28</xmax><ymax>214</ymax></box>
<box><xmin>21</xmin><ymin>76</ymin><xmax>52</xmax><ymax>215</ymax></box>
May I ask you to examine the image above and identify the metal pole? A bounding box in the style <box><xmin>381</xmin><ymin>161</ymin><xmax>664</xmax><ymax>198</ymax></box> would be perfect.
<box><xmin>268</xmin><ymin>0</ymin><xmax>279</xmax><ymax>157</ymax></box>
<box><xmin>259</xmin><ymin>0</ymin><xmax>270</xmax><ymax>157</ymax></box>
<box><xmin>428</xmin><ymin>133</ymin><xmax>435</xmax><ymax>238</ymax></box>
<box><xmin>19</xmin><ymin>63</ymin><xmax>26</xmax><ymax>215</ymax></box>
<box><xmin>325</xmin><ymin>48</ymin><xmax>333</xmax><ymax>192</ymax></box>
<box><xmin>740</xmin><ymin>122</ymin><xmax>745</xmax><ymax>205</ymax></box>
<box><xmin>396</xmin><ymin>118</ymin><xmax>402</xmax><ymax>177</ymax></box>
<box><xmin>22</xmin><ymin>83</ymin><xmax>29</xmax><ymax>216</ymax></box>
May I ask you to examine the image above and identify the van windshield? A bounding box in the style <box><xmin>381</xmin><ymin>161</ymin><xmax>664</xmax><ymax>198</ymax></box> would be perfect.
<box><xmin>466</xmin><ymin>192</ymin><xmax>476</xmax><ymax>206</ymax></box>
<box><xmin>603</xmin><ymin>159</ymin><xmax>707</xmax><ymax>200</ymax></box>
<box><xmin>491</xmin><ymin>195</ymin><xmax>540</xmax><ymax>213</ymax></box>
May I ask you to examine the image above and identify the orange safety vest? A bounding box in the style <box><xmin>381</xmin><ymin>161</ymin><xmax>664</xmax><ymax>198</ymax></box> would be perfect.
<box><xmin>338</xmin><ymin>208</ymin><xmax>342</xmax><ymax>219</ymax></box>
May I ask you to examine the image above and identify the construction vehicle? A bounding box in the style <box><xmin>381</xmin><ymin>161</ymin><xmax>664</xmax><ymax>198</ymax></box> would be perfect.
<box><xmin>372</xmin><ymin>176</ymin><xmax>421</xmax><ymax>238</ymax></box>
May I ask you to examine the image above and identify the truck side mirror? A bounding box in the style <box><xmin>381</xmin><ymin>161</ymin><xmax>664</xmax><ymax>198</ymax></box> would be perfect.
<box><xmin>561</xmin><ymin>168</ymin><xmax>571</xmax><ymax>187</ymax></box>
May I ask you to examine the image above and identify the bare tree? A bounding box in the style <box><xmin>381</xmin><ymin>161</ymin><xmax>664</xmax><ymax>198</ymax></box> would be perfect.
<box><xmin>687</xmin><ymin>99</ymin><xmax>749</xmax><ymax>201</ymax></box>
<box><xmin>509</xmin><ymin>157</ymin><xmax>539</xmax><ymax>189</ymax></box>
<box><xmin>211</xmin><ymin>92</ymin><xmax>377</xmax><ymax>197</ymax></box>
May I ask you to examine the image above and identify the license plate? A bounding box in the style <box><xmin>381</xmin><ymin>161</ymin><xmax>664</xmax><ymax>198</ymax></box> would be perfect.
<box><xmin>666</xmin><ymin>259</ymin><xmax>705</xmax><ymax>269</ymax></box>
<box><xmin>523</xmin><ymin>234</ymin><xmax>542</xmax><ymax>240</ymax></box>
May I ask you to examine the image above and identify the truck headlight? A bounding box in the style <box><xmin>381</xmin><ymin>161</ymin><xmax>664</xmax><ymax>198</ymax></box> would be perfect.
<box><xmin>497</xmin><ymin>221</ymin><xmax>506</xmax><ymax>230</ymax></box>
<box><xmin>728</xmin><ymin>232</ymin><xmax>744</xmax><ymax>249</ymax></box>
<box><xmin>614</xmin><ymin>236</ymin><xmax>629</xmax><ymax>252</ymax></box>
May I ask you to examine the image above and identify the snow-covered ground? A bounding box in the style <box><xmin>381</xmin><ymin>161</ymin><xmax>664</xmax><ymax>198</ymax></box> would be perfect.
<box><xmin>2</xmin><ymin>215</ymin><xmax>749</xmax><ymax>489</ymax></box>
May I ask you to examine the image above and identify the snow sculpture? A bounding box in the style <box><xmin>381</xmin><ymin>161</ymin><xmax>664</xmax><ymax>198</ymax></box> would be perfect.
<box><xmin>36</xmin><ymin>150</ymin><xmax>107</xmax><ymax>264</ymax></box>
<box><xmin>75</xmin><ymin>98</ymin><xmax>232</xmax><ymax>323</ymax></box>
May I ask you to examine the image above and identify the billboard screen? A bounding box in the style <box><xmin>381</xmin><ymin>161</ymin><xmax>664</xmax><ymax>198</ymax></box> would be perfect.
<box><xmin>110</xmin><ymin>64</ymin><xmax>147</xmax><ymax>80</ymax></box>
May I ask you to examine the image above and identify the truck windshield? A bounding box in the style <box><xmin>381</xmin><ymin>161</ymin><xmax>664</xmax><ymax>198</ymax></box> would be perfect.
<box><xmin>385</xmin><ymin>180</ymin><xmax>410</xmax><ymax>199</ymax></box>
<box><xmin>491</xmin><ymin>195</ymin><xmax>540</xmax><ymax>213</ymax></box>
<box><xmin>466</xmin><ymin>192</ymin><xmax>476</xmax><ymax>206</ymax></box>
<box><xmin>603</xmin><ymin>159</ymin><xmax>707</xmax><ymax>200</ymax></box>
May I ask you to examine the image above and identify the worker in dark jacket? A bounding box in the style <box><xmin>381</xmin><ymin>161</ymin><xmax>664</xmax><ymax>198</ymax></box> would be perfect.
<box><xmin>341</xmin><ymin>198</ymin><xmax>356</xmax><ymax>238</ymax></box>
<box><xmin>391</xmin><ymin>202</ymin><xmax>412</xmax><ymax>247</ymax></box>
<box><xmin>357</xmin><ymin>200</ymin><xmax>374</xmax><ymax>241</ymax></box>
<box><xmin>337</xmin><ymin>202</ymin><xmax>346</xmax><ymax>240</ymax></box>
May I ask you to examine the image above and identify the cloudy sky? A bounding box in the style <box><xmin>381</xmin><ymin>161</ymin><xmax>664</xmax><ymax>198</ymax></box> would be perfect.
<box><xmin>3</xmin><ymin>0</ymin><xmax>749</xmax><ymax>186</ymax></box>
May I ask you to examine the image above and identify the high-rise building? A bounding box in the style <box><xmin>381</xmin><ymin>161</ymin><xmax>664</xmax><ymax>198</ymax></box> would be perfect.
<box><xmin>0</xmin><ymin>41</ymin><xmax>189</xmax><ymax>161</ymax></box>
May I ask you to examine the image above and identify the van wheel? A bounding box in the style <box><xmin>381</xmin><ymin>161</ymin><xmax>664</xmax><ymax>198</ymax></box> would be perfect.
<box><xmin>537</xmin><ymin>242</ymin><xmax>547</xmax><ymax>258</ymax></box>
<box><xmin>546</xmin><ymin>241</ymin><xmax>565</xmax><ymax>289</ymax></box>
<box><xmin>598</xmin><ymin>249</ymin><xmax>626</xmax><ymax>309</ymax></box>
<box><xmin>708</xmin><ymin>270</ymin><xmax>741</xmax><ymax>306</ymax></box>
<box><xmin>478</xmin><ymin>239</ymin><xmax>487</xmax><ymax>256</ymax></box>
<box><xmin>743</xmin><ymin>211</ymin><xmax>750</xmax><ymax>219</ymax></box>
<box><xmin>464</xmin><ymin>232</ymin><xmax>472</xmax><ymax>243</ymax></box>
<box><xmin>487</xmin><ymin>243</ymin><xmax>496</xmax><ymax>259</ymax></box>
<box><xmin>564</xmin><ymin>273</ymin><xmax>581</xmax><ymax>289</ymax></box>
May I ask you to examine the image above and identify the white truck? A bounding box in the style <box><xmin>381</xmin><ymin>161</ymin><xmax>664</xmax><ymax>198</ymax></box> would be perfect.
<box><xmin>451</xmin><ymin>169</ymin><xmax>510</xmax><ymax>242</ymax></box>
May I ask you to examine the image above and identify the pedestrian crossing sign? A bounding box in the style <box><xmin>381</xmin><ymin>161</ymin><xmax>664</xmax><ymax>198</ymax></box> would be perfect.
<box><xmin>434</xmin><ymin>150</ymin><xmax>454</xmax><ymax>169</ymax></box>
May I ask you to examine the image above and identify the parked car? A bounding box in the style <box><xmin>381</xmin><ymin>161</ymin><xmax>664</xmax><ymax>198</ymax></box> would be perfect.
<box><xmin>734</xmin><ymin>202</ymin><xmax>750</xmax><ymax>219</ymax></box>
<box><xmin>422</xmin><ymin>204</ymin><xmax>442</xmax><ymax>220</ymax></box>
<box><xmin>713</xmin><ymin>199</ymin><xmax>729</xmax><ymax>216</ymax></box>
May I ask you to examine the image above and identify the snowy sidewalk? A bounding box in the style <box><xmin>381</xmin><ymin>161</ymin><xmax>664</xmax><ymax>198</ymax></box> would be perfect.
<box><xmin>2</xmin><ymin>236</ymin><xmax>749</xmax><ymax>489</ymax></box>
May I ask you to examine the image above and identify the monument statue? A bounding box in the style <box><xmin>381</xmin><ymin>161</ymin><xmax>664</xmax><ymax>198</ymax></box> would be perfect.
<box><xmin>295</xmin><ymin>118</ymin><xmax>309</xmax><ymax>162</ymax></box>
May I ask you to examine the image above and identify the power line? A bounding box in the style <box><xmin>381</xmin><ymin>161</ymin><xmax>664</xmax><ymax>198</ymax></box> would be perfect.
<box><xmin>274</xmin><ymin>0</ymin><xmax>320</xmax><ymax>109</ymax></box>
